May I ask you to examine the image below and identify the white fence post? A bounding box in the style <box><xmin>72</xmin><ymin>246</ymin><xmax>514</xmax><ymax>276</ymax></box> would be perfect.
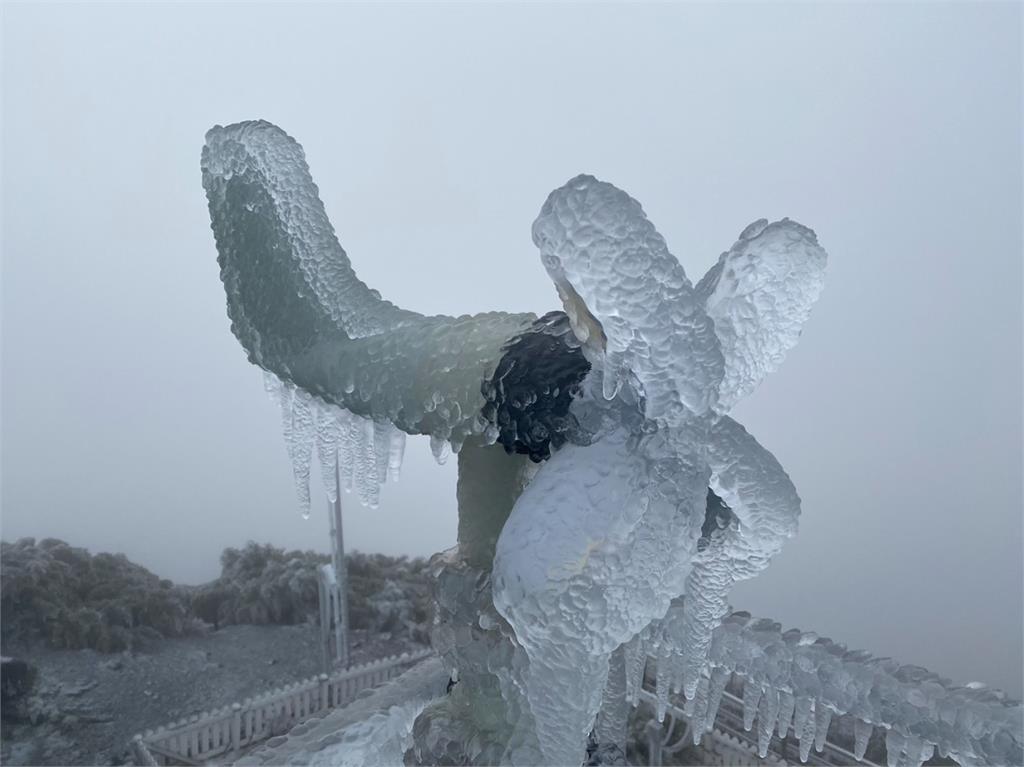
<box><xmin>231</xmin><ymin>702</ymin><xmax>242</xmax><ymax>752</ymax></box>
<box><xmin>319</xmin><ymin>673</ymin><xmax>329</xmax><ymax>710</ymax></box>
<box><xmin>129</xmin><ymin>650</ymin><xmax>433</xmax><ymax>765</ymax></box>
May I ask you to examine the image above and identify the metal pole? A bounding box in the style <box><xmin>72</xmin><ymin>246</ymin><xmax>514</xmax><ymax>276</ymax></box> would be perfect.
<box><xmin>317</xmin><ymin>567</ymin><xmax>330</xmax><ymax>674</ymax></box>
<box><xmin>331</xmin><ymin>459</ymin><xmax>350</xmax><ymax>668</ymax></box>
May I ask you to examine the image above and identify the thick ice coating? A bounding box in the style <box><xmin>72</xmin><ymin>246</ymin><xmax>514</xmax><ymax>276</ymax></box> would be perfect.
<box><xmin>628</xmin><ymin>603</ymin><xmax>1024</xmax><ymax>767</ymax></box>
<box><xmin>203</xmin><ymin>120</ymin><xmax>535</xmax><ymax>454</ymax></box>
<box><xmin>532</xmin><ymin>175</ymin><xmax>724</xmax><ymax>422</ymax></box>
<box><xmin>695</xmin><ymin>218</ymin><xmax>827</xmax><ymax>413</ymax></box>
<box><xmin>263</xmin><ymin>371</ymin><xmax>406</xmax><ymax>510</ymax></box>
<box><xmin>493</xmin><ymin>177</ymin><xmax>811</xmax><ymax>766</ymax></box>
<box><xmin>200</xmin><ymin>121</ymin><xmax>1021</xmax><ymax>767</ymax></box>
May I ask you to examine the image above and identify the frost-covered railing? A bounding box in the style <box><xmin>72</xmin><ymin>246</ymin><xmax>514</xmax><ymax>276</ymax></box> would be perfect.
<box><xmin>638</xmin><ymin>688</ymin><xmax>791</xmax><ymax>766</ymax></box>
<box><xmin>638</xmin><ymin>684</ymin><xmax>877</xmax><ymax>766</ymax></box>
<box><xmin>129</xmin><ymin>649</ymin><xmax>432</xmax><ymax>766</ymax></box>
<box><xmin>628</xmin><ymin>606</ymin><xmax>1024</xmax><ymax>767</ymax></box>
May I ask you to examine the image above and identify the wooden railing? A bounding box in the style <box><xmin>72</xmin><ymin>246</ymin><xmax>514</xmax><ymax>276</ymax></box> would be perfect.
<box><xmin>130</xmin><ymin>649</ymin><xmax>433</xmax><ymax>766</ymax></box>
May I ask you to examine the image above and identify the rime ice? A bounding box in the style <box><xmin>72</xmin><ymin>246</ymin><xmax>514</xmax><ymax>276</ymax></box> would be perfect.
<box><xmin>204</xmin><ymin>121</ymin><xmax>1021</xmax><ymax>767</ymax></box>
<box><xmin>203</xmin><ymin>120</ymin><xmax>534</xmax><ymax>456</ymax></box>
<box><xmin>493</xmin><ymin>176</ymin><xmax>809</xmax><ymax>764</ymax></box>
<box><xmin>262</xmin><ymin>372</ymin><xmax>405</xmax><ymax>510</ymax></box>
<box><xmin>626</xmin><ymin>603</ymin><xmax>1024</xmax><ymax>767</ymax></box>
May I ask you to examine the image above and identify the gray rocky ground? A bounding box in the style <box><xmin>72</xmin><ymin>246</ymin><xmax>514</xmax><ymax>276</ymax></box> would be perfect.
<box><xmin>1</xmin><ymin>624</ymin><xmax>424</xmax><ymax>766</ymax></box>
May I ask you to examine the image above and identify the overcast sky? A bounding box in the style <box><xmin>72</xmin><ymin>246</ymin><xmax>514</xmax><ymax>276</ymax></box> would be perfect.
<box><xmin>2</xmin><ymin>3</ymin><xmax>1021</xmax><ymax>697</ymax></box>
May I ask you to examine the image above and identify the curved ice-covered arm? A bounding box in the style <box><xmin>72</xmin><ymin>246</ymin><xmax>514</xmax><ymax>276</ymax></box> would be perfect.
<box><xmin>631</xmin><ymin>606</ymin><xmax>1023</xmax><ymax>767</ymax></box>
<box><xmin>202</xmin><ymin>120</ymin><xmax>534</xmax><ymax>446</ymax></box>
<box><xmin>676</xmin><ymin>416</ymin><xmax>800</xmax><ymax>698</ymax></box>
<box><xmin>696</xmin><ymin>219</ymin><xmax>827</xmax><ymax>414</ymax></box>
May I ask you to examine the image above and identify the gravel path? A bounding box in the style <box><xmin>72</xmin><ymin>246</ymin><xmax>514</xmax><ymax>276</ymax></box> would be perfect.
<box><xmin>1</xmin><ymin>625</ymin><xmax>424</xmax><ymax>766</ymax></box>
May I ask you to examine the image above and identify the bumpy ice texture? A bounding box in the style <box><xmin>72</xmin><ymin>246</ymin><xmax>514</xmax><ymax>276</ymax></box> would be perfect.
<box><xmin>494</xmin><ymin>175</ymin><xmax>821</xmax><ymax>765</ymax></box>
<box><xmin>202</xmin><ymin>120</ymin><xmax>536</xmax><ymax>462</ymax></box>
<box><xmin>628</xmin><ymin>602</ymin><xmax>1024</xmax><ymax>767</ymax></box>
<box><xmin>262</xmin><ymin>372</ymin><xmax>406</xmax><ymax>512</ymax></box>
<box><xmin>202</xmin><ymin>123</ymin><xmax>1021</xmax><ymax>767</ymax></box>
<box><xmin>695</xmin><ymin>218</ymin><xmax>827</xmax><ymax>413</ymax></box>
<box><xmin>532</xmin><ymin>174</ymin><xmax>725</xmax><ymax>422</ymax></box>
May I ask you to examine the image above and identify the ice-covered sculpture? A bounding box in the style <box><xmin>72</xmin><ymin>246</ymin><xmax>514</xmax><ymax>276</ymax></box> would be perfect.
<box><xmin>202</xmin><ymin>121</ymin><xmax>1020</xmax><ymax>767</ymax></box>
<box><xmin>489</xmin><ymin>179</ymin><xmax>821</xmax><ymax>765</ymax></box>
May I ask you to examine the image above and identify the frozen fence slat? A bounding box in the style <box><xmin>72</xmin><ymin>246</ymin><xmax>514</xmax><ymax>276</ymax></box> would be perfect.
<box><xmin>128</xmin><ymin>649</ymin><xmax>433</xmax><ymax>765</ymax></box>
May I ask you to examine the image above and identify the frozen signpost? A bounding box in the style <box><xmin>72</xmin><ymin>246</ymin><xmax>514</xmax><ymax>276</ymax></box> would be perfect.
<box><xmin>204</xmin><ymin>121</ymin><xmax>1022</xmax><ymax>767</ymax></box>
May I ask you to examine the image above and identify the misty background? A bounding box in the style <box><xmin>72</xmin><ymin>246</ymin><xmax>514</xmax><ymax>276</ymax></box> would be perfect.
<box><xmin>2</xmin><ymin>4</ymin><xmax>1021</xmax><ymax>697</ymax></box>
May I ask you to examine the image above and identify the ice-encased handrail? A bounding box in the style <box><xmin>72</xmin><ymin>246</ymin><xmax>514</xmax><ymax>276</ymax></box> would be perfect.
<box><xmin>627</xmin><ymin>603</ymin><xmax>1023</xmax><ymax>767</ymax></box>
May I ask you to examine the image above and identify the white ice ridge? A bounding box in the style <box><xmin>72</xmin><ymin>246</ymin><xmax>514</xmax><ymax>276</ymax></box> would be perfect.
<box><xmin>203</xmin><ymin>121</ymin><xmax>535</xmax><ymax>455</ymax></box>
<box><xmin>263</xmin><ymin>371</ymin><xmax>405</xmax><ymax>513</ymax></box>
<box><xmin>627</xmin><ymin>602</ymin><xmax>1024</xmax><ymax>767</ymax></box>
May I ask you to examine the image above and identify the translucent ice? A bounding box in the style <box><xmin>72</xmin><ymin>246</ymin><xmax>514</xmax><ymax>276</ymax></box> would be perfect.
<box><xmin>695</xmin><ymin>218</ymin><xmax>827</xmax><ymax>413</ymax></box>
<box><xmin>631</xmin><ymin>602</ymin><xmax>1023</xmax><ymax>767</ymax></box>
<box><xmin>262</xmin><ymin>371</ymin><xmax>406</xmax><ymax>510</ymax></box>
<box><xmin>206</xmin><ymin>123</ymin><xmax>1020</xmax><ymax>767</ymax></box>
<box><xmin>203</xmin><ymin>121</ymin><xmax>535</xmax><ymax>457</ymax></box>
<box><xmin>494</xmin><ymin>175</ymin><xmax>813</xmax><ymax>765</ymax></box>
<box><xmin>205</xmin><ymin>123</ymin><xmax>876</xmax><ymax>766</ymax></box>
<box><xmin>532</xmin><ymin>174</ymin><xmax>725</xmax><ymax>425</ymax></box>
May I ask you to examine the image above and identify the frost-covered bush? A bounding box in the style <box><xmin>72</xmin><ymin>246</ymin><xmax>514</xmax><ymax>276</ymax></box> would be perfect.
<box><xmin>192</xmin><ymin>543</ymin><xmax>434</xmax><ymax>641</ymax></box>
<box><xmin>0</xmin><ymin>538</ymin><xmax>194</xmax><ymax>652</ymax></box>
<box><xmin>1</xmin><ymin>538</ymin><xmax>434</xmax><ymax>653</ymax></box>
<box><xmin>191</xmin><ymin>542</ymin><xmax>327</xmax><ymax>627</ymax></box>
<box><xmin>347</xmin><ymin>553</ymin><xmax>433</xmax><ymax>642</ymax></box>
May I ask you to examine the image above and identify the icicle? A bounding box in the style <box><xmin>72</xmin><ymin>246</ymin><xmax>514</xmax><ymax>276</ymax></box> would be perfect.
<box><xmin>667</xmin><ymin>650</ymin><xmax>685</xmax><ymax>694</ymax></box>
<box><xmin>280</xmin><ymin>384</ymin><xmax>316</xmax><ymax>518</ymax></box>
<box><xmin>918</xmin><ymin>742</ymin><xmax>935</xmax><ymax>765</ymax></box>
<box><xmin>900</xmin><ymin>735</ymin><xmax>927</xmax><ymax>767</ymax></box>
<box><xmin>363</xmin><ymin>478</ymin><xmax>381</xmax><ymax>508</ymax></box>
<box><xmin>654</xmin><ymin>657</ymin><xmax>670</xmax><ymax>722</ymax></box>
<box><xmin>595</xmin><ymin>646</ymin><xmax>629</xmax><ymax>755</ymax></box>
<box><xmin>430</xmin><ymin>433</ymin><xmax>451</xmax><ymax>465</ymax></box>
<box><xmin>388</xmin><ymin>429</ymin><xmax>406</xmax><ymax>481</ymax></box>
<box><xmin>702</xmin><ymin>666</ymin><xmax>731</xmax><ymax>739</ymax></box>
<box><xmin>315</xmin><ymin>404</ymin><xmax>342</xmax><ymax>502</ymax></box>
<box><xmin>679</xmin><ymin>561</ymin><xmax>732</xmax><ymax>699</ymax></box>
<box><xmin>681</xmin><ymin>686</ymin><xmax>697</xmax><ymax>717</ymax></box>
<box><xmin>339</xmin><ymin>416</ymin><xmax>357</xmax><ymax>492</ymax></box>
<box><xmin>356</xmin><ymin>417</ymin><xmax>377</xmax><ymax>507</ymax></box>
<box><xmin>757</xmin><ymin>687</ymin><xmax>780</xmax><ymax>758</ymax></box>
<box><xmin>777</xmin><ymin>691</ymin><xmax>796</xmax><ymax>738</ymax></box>
<box><xmin>814</xmin><ymin>704</ymin><xmax>832</xmax><ymax>752</ymax></box>
<box><xmin>886</xmin><ymin>728</ymin><xmax>907</xmax><ymax>767</ymax></box>
<box><xmin>793</xmin><ymin>697</ymin><xmax>813</xmax><ymax>742</ymax></box>
<box><xmin>854</xmin><ymin>718</ymin><xmax>873</xmax><ymax>761</ymax></box>
<box><xmin>601</xmin><ymin>355</ymin><xmax>624</xmax><ymax>400</ymax></box>
<box><xmin>373</xmin><ymin>421</ymin><xmax>391</xmax><ymax>482</ymax></box>
<box><xmin>262</xmin><ymin>370</ymin><xmax>282</xmax><ymax>399</ymax></box>
<box><xmin>624</xmin><ymin>635</ymin><xmax>647</xmax><ymax>707</ymax></box>
<box><xmin>688</xmin><ymin>673</ymin><xmax>711</xmax><ymax>732</ymax></box>
<box><xmin>742</xmin><ymin>683</ymin><xmax>762</xmax><ymax>731</ymax></box>
<box><xmin>799</xmin><ymin>699</ymin><xmax>816</xmax><ymax>762</ymax></box>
